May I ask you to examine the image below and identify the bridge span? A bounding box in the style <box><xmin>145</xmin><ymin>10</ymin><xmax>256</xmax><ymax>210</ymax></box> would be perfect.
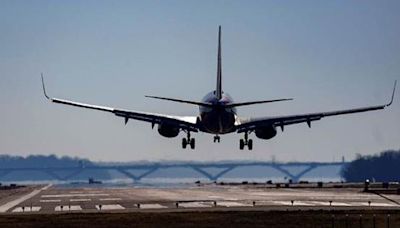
<box><xmin>0</xmin><ymin>161</ymin><xmax>347</xmax><ymax>183</ymax></box>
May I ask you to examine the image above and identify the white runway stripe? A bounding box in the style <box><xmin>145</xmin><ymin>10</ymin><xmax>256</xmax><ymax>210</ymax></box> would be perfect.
<box><xmin>271</xmin><ymin>201</ymin><xmax>351</xmax><ymax>206</ymax></box>
<box><xmin>179</xmin><ymin>202</ymin><xmax>213</xmax><ymax>208</ymax></box>
<box><xmin>70</xmin><ymin>199</ymin><xmax>91</xmax><ymax>202</ymax></box>
<box><xmin>40</xmin><ymin>199</ymin><xmax>61</xmax><ymax>203</ymax></box>
<box><xmin>95</xmin><ymin>204</ymin><xmax>125</xmax><ymax>210</ymax></box>
<box><xmin>329</xmin><ymin>202</ymin><xmax>351</xmax><ymax>207</ymax></box>
<box><xmin>359</xmin><ymin>202</ymin><xmax>398</xmax><ymax>207</ymax></box>
<box><xmin>139</xmin><ymin>204</ymin><xmax>167</xmax><ymax>209</ymax></box>
<box><xmin>270</xmin><ymin>201</ymin><xmax>296</xmax><ymax>206</ymax></box>
<box><xmin>55</xmin><ymin>205</ymin><xmax>82</xmax><ymax>211</ymax></box>
<box><xmin>217</xmin><ymin>202</ymin><xmax>252</xmax><ymax>207</ymax></box>
<box><xmin>41</xmin><ymin>193</ymin><xmax>108</xmax><ymax>198</ymax></box>
<box><xmin>12</xmin><ymin>206</ymin><xmax>41</xmax><ymax>213</ymax></box>
<box><xmin>99</xmin><ymin>198</ymin><xmax>122</xmax><ymax>201</ymax></box>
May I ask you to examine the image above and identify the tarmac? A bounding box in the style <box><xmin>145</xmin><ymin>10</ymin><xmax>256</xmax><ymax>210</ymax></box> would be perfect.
<box><xmin>1</xmin><ymin>183</ymin><xmax>400</xmax><ymax>214</ymax></box>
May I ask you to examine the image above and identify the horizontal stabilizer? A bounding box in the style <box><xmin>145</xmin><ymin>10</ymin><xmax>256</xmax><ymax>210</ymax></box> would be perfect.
<box><xmin>226</xmin><ymin>98</ymin><xmax>293</xmax><ymax>108</ymax></box>
<box><xmin>145</xmin><ymin>95</ymin><xmax>213</xmax><ymax>107</ymax></box>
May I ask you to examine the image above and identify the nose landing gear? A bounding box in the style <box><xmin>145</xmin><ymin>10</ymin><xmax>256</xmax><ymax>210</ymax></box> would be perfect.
<box><xmin>213</xmin><ymin>135</ymin><xmax>221</xmax><ymax>143</ymax></box>
<box><xmin>239</xmin><ymin>132</ymin><xmax>253</xmax><ymax>150</ymax></box>
<box><xmin>182</xmin><ymin>131</ymin><xmax>195</xmax><ymax>149</ymax></box>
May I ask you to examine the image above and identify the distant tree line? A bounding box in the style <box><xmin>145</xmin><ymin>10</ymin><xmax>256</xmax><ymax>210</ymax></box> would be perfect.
<box><xmin>341</xmin><ymin>149</ymin><xmax>400</xmax><ymax>182</ymax></box>
<box><xmin>0</xmin><ymin>154</ymin><xmax>111</xmax><ymax>181</ymax></box>
<box><xmin>0</xmin><ymin>154</ymin><xmax>91</xmax><ymax>168</ymax></box>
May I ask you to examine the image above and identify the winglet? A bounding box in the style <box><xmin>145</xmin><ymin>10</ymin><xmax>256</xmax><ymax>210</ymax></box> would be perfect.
<box><xmin>386</xmin><ymin>80</ymin><xmax>397</xmax><ymax>107</ymax></box>
<box><xmin>41</xmin><ymin>73</ymin><xmax>50</xmax><ymax>100</ymax></box>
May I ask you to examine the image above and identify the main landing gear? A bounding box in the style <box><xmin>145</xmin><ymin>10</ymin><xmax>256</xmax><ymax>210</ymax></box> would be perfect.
<box><xmin>239</xmin><ymin>132</ymin><xmax>253</xmax><ymax>150</ymax></box>
<box><xmin>182</xmin><ymin>131</ymin><xmax>195</xmax><ymax>149</ymax></box>
<box><xmin>213</xmin><ymin>135</ymin><xmax>221</xmax><ymax>143</ymax></box>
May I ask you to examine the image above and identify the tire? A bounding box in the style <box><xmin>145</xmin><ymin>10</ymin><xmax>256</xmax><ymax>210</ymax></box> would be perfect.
<box><xmin>239</xmin><ymin>139</ymin><xmax>244</xmax><ymax>150</ymax></box>
<box><xmin>190</xmin><ymin>138</ymin><xmax>195</xmax><ymax>149</ymax></box>
<box><xmin>248</xmin><ymin>139</ymin><xmax>253</xmax><ymax>150</ymax></box>
<box><xmin>182</xmin><ymin>138</ymin><xmax>187</xmax><ymax>149</ymax></box>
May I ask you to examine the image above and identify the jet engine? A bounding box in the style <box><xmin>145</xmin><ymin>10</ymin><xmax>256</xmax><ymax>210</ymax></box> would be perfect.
<box><xmin>255</xmin><ymin>125</ymin><xmax>277</xmax><ymax>140</ymax></box>
<box><xmin>157</xmin><ymin>123</ymin><xmax>180</xmax><ymax>138</ymax></box>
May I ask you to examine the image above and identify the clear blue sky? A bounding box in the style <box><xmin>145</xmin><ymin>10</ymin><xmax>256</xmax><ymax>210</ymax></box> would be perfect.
<box><xmin>0</xmin><ymin>0</ymin><xmax>399</xmax><ymax>162</ymax></box>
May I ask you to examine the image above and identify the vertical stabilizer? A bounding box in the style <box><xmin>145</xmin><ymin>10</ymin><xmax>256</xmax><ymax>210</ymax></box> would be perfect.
<box><xmin>216</xmin><ymin>26</ymin><xmax>222</xmax><ymax>100</ymax></box>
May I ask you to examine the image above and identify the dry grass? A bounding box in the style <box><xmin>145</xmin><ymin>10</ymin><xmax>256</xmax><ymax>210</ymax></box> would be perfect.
<box><xmin>0</xmin><ymin>210</ymin><xmax>399</xmax><ymax>228</ymax></box>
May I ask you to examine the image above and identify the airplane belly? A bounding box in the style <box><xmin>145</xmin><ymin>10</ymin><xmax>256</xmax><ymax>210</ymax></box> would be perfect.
<box><xmin>200</xmin><ymin>110</ymin><xmax>235</xmax><ymax>134</ymax></box>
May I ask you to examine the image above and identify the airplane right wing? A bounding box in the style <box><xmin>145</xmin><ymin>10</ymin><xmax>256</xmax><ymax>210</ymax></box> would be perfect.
<box><xmin>236</xmin><ymin>81</ymin><xmax>396</xmax><ymax>133</ymax></box>
<box><xmin>41</xmin><ymin>76</ymin><xmax>199</xmax><ymax>132</ymax></box>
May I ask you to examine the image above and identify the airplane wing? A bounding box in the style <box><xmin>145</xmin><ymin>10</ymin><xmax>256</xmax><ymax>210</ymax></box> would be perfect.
<box><xmin>41</xmin><ymin>76</ymin><xmax>199</xmax><ymax>132</ymax></box>
<box><xmin>236</xmin><ymin>81</ymin><xmax>396</xmax><ymax>133</ymax></box>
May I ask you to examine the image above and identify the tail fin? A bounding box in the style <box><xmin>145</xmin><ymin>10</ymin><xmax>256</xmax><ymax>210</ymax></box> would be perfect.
<box><xmin>216</xmin><ymin>26</ymin><xmax>222</xmax><ymax>100</ymax></box>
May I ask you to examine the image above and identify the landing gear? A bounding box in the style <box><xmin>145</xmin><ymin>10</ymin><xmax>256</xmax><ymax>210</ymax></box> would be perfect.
<box><xmin>182</xmin><ymin>132</ymin><xmax>195</xmax><ymax>149</ymax></box>
<box><xmin>248</xmin><ymin>139</ymin><xmax>253</xmax><ymax>150</ymax></box>
<box><xmin>190</xmin><ymin>138</ymin><xmax>195</xmax><ymax>149</ymax></box>
<box><xmin>239</xmin><ymin>132</ymin><xmax>253</xmax><ymax>150</ymax></box>
<box><xmin>213</xmin><ymin>135</ymin><xmax>221</xmax><ymax>143</ymax></box>
<box><xmin>182</xmin><ymin>138</ymin><xmax>187</xmax><ymax>149</ymax></box>
<box><xmin>239</xmin><ymin>139</ymin><xmax>245</xmax><ymax>150</ymax></box>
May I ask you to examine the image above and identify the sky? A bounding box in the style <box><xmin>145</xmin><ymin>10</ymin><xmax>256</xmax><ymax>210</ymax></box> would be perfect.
<box><xmin>0</xmin><ymin>0</ymin><xmax>399</xmax><ymax>162</ymax></box>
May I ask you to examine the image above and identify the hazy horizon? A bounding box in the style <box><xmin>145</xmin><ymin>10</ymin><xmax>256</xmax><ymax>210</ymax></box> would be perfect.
<box><xmin>1</xmin><ymin>1</ymin><xmax>399</xmax><ymax>162</ymax></box>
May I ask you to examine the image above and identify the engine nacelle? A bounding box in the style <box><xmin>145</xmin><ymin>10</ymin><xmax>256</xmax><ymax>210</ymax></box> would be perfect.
<box><xmin>157</xmin><ymin>124</ymin><xmax>180</xmax><ymax>138</ymax></box>
<box><xmin>255</xmin><ymin>125</ymin><xmax>277</xmax><ymax>140</ymax></box>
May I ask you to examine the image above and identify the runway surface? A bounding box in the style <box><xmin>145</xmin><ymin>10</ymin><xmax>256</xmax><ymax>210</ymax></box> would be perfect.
<box><xmin>1</xmin><ymin>184</ymin><xmax>399</xmax><ymax>214</ymax></box>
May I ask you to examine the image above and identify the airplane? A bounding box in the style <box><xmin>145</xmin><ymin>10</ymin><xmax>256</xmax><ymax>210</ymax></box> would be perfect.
<box><xmin>41</xmin><ymin>26</ymin><xmax>397</xmax><ymax>150</ymax></box>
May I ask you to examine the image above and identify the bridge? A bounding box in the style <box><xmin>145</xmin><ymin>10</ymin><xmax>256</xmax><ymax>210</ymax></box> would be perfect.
<box><xmin>0</xmin><ymin>161</ymin><xmax>347</xmax><ymax>183</ymax></box>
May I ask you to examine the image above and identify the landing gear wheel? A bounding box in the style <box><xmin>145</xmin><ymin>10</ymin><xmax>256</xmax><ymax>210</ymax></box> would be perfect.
<box><xmin>248</xmin><ymin>139</ymin><xmax>253</xmax><ymax>150</ymax></box>
<box><xmin>213</xmin><ymin>135</ymin><xmax>221</xmax><ymax>143</ymax></box>
<box><xmin>240</xmin><ymin>132</ymin><xmax>253</xmax><ymax>150</ymax></box>
<box><xmin>182</xmin><ymin>138</ymin><xmax>187</xmax><ymax>149</ymax></box>
<box><xmin>182</xmin><ymin>131</ymin><xmax>195</xmax><ymax>149</ymax></box>
<box><xmin>190</xmin><ymin>138</ymin><xmax>195</xmax><ymax>149</ymax></box>
<box><xmin>239</xmin><ymin>139</ymin><xmax>245</xmax><ymax>150</ymax></box>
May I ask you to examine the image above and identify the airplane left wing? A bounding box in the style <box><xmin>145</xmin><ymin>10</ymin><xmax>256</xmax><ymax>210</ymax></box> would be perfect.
<box><xmin>41</xmin><ymin>76</ymin><xmax>199</xmax><ymax>132</ymax></box>
<box><xmin>236</xmin><ymin>81</ymin><xmax>396</xmax><ymax>133</ymax></box>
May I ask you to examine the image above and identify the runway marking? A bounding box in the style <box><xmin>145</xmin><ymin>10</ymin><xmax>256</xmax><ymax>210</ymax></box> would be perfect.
<box><xmin>95</xmin><ymin>204</ymin><xmax>125</xmax><ymax>210</ymax></box>
<box><xmin>271</xmin><ymin>201</ymin><xmax>295</xmax><ymax>206</ymax></box>
<box><xmin>359</xmin><ymin>202</ymin><xmax>397</xmax><ymax>207</ymax></box>
<box><xmin>217</xmin><ymin>202</ymin><xmax>252</xmax><ymax>207</ymax></box>
<box><xmin>297</xmin><ymin>201</ymin><xmax>318</xmax><ymax>206</ymax></box>
<box><xmin>40</xmin><ymin>199</ymin><xmax>61</xmax><ymax>203</ymax></box>
<box><xmin>70</xmin><ymin>199</ymin><xmax>91</xmax><ymax>202</ymax></box>
<box><xmin>55</xmin><ymin>205</ymin><xmax>82</xmax><ymax>211</ymax></box>
<box><xmin>99</xmin><ymin>198</ymin><xmax>122</xmax><ymax>201</ymax></box>
<box><xmin>306</xmin><ymin>201</ymin><xmax>351</xmax><ymax>206</ymax></box>
<box><xmin>208</xmin><ymin>196</ymin><xmax>221</xmax><ymax>199</ymax></box>
<box><xmin>179</xmin><ymin>202</ymin><xmax>213</xmax><ymax>208</ymax></box>
<box><xmin>139</xmin><ymin>204</ymin><xmax>167</xmax><ymax>209</ymax></box>
<box><xmin>272</xmin><ymin>201</ymin><xmax>315</xmax><ymax>206</ymax></box>
<box><xmin>12</xmin><ymin>206</ymin><xmax>41</xmax><ymax>213</ymax></box>
<box><xmin>0</xmin><ymin>184</ymin><xmax>52</xmax><ymax>213</ymax></box>
<box><xmin>330</xmin><ymin>202</ymin><xmax>351</xmax><ymax>207</ymax></box>
<box><xmin>41</xmin><ymin>193</ymin><xmax>109</xmax><ymax>198</ymax></box>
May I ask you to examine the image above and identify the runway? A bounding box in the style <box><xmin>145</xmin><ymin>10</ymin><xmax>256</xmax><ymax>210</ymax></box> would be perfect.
<box><xmin>1</xmin><ymin>183</ymin><xmax>399</xmax><ymax>214</ymax></box>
